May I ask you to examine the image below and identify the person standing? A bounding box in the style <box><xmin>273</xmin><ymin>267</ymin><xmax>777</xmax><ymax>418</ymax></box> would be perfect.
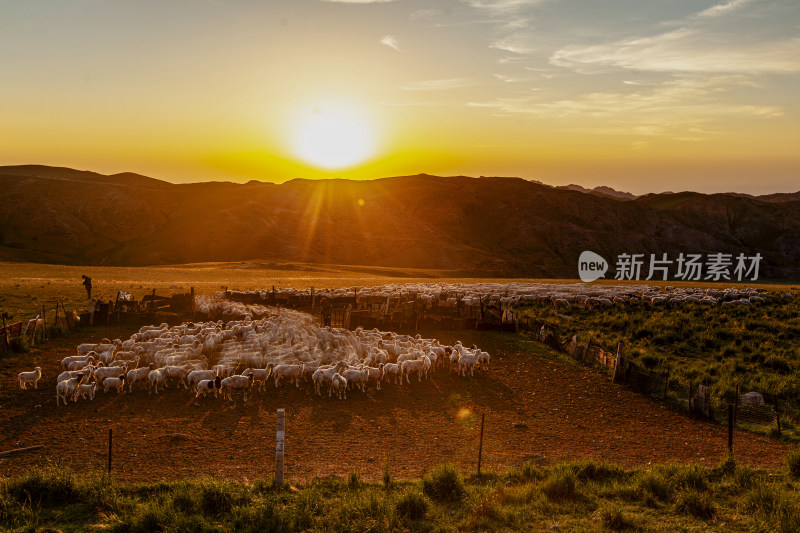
<box><xmin>321</xmin><ymin>297</ymin><xmax>332</xmax><ymax>327</ymax></box>
<box><xmin>81</xmin><ymin>275</ymin><xmax>92</xmax><ymax>299</ymax></box>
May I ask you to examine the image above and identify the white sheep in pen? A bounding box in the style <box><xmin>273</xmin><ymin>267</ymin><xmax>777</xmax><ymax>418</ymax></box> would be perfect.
<box><xmin>76</xmin><ymin>382</ymin><xmax>97</xmax><ymax>401</ymax></box>
<box><xmin>311</xmin><ymin>361</ymin><xmax>347</xmax><ymax>396</ymax></box>
<box><xmin>195</xmin><ymin>376</ymin><xmax>222</xmax><ymax>399</ymax></box>
<box><xmin>330</xmin><ymin>373</ymin><xmax>347</xmax><ymax>399</ymax></box>
<box><xmin>93</xmin><ymin>365</ymin><xmax>127</xmax><ymax>386</ymax></box>
<box><xmin>126</xmin><ymin>365</ymin><xmax>153</xmax><ymax>393</ymax></box>
<box><xmin>342</xmin><ymin>367</ymin><xmax>369</xmax><ymax>393</ymax></box>
<box><xmin>242</xmin><ymin>368</ymin><xmax>272</xmax><ymax>392</ymax></box>
<box><xmin>61</xmin><ymin>352</ymin><xmax>96</xmax><ymax>370</ymax></box>
<box><xmin>148</xmin><ymin>368</ymin><xmax>165</xmax><ymax>395</ymax></box>
<box><xmin>18</xmin><ymin>367</ymin><xmax>42</xmax><ymax>389</ymax></box>
<box><xmin>56</xmin><ymin>375</ymin><xmax>85</xmax><ymax>406</ymax></box>
<box><xmin>220</xmin><ymin>374</ymin><xmax>254</xmax><ymax>402</ymax></box>
<box><xmin>381</xmin><ymin>363</ymin><xmax>402</xmax><ymax>385</ymax></box>
<box><xmin>103</xmin><ymin>375</ymin><xmax>126</xmax><ymax>394</ymax></box>
<box><xmin>400</xmin><ymin>357</ymin><xmax>427</xmax><ymax>384</ymax></box>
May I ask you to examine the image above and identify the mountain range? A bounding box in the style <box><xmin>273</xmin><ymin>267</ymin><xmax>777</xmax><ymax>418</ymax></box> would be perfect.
<box><xmin>1</xmin><ymin>165</ymin><xmax>798</xmax><ymax>279</ymax></box>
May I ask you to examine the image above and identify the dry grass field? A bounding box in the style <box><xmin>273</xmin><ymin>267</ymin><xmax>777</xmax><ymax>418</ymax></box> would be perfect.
<box><xmin>1</xmin><ymin>261</ymin><xmax>792</xmax><ymax>324</ymax></box>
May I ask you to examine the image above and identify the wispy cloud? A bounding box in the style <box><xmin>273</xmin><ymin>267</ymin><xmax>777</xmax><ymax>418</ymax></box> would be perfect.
<box><xmin>463</xmin><ymin>0</ymin><xmax>548</xmax><ymax>14</ymax></box>
<box><xmin>321</xmin><ymin>0</ymin><xmax>396</xmax><ymax>3</ymax></box>
<box><xmin>551</xmin><ymin>32</ymin><xmax>800</xmax><ymax>74</ymax></box>
<box><xmin>467</xmin><ymin>75</ymin><xmax>783</xmax><ymax>139</ymax></box>
<box><xmin>696</xmin><ymin>0</ymin><xmax>757</xmax><ymax>19</ymax></box>
<box><xmin>402</xmin><ymin>78</ymin><xmax>473</xmax><ymax>91</ymax></box>
<box><xmin>380</xmin><ymin>34</ymin><xmax>402</xmax><ymax>52</ymax></box>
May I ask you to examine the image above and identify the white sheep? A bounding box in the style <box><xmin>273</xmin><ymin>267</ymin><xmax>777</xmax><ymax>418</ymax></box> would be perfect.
<box><xmin>330</xmin><ymin>373</ymin><xmax>347</xmax><ymax>399</ymax></box>
<box><xmin>92</xmin><ymin>365</ymin><xmax>126</xmax><ymax>386</ymax></box>
<box><xmin>103</xmin><ymin>375</ymin><xmax>126</xmax><ymax>394</ymax></box>
<box><xmin>272</xmin><ymin>363</ymin><xmax>305</xmax><ymax>389</ymax></box>
<box><xmin>126</xmin><ymin>365</ymin><xmax>153</xmax><ymax>393</ymax></box>
<box><xmin>342</xmin><ymin>367</ymin><xmax>369</xmax><ymax>393</ymax></box>
<box><xmin>56</xmin><ymin>376</ymin><xmax>84</xmax><ymax>406</ymax></box>
<box><xmin>148</xmin><ymin>368</ymin><xmax>165</xmax><ymax>395</ymax></box>
<box><xmin>400</xmin><ymin>358</ymin><xmax>426</xmax><ymax>384</ymax></box>
<box><xmin>18</xmin><ymin>367</ymin><xmax>42</xmax><ymax>389</ymax></box>
<box><xmin>76</xmin><ymin>382</ymin><xmax>97</xmax><ymax>401</ymax></box>
<box><xmin>242</xmin><ymin>368</ymin><xmax>271</xmax><ymax>392</ymax></box>
<box><xmin>381</xmin><ymin>363</ymin><xmax>402</xmax><ymax>385</ymax></box>
<box><xmin>220</xmin><ymin>374</ymin><xmax>254</xmax><ymax>402</ymax></box>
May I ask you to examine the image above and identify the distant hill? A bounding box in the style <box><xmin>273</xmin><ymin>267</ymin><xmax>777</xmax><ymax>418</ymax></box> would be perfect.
<box><xmin>1</xmin><ymin>166</ymin><xmax>798</xmax><ymax>279</ymax></box>
<box><xmin>558</xmin><ymin>183</ymin><xmax>638</xmax><ymax>200</ymax></box>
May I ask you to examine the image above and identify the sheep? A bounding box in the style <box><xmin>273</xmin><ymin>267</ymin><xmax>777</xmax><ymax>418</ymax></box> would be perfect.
<box><xmin>161</xmin><ymin>365</ymin><xmax>190</xmax><ymax>389</ymax></box>
<box><xmin>271</xmin><ymin>363</ymin><xmax>305</xmax><ymax>389</ymax></box>
<box><xmin>342</xmin><ymin>367</ymin><xmax>369</xmax><ymax>393</ymax></box>
<box><xmin>148</xmin><ymin>368</ymin><xmax>165</xmax><ymax>395</ymax></box>
<box><xmin>381</xmin><ymin>363</ymin><xmax>402</xmax><ymax>385</ymax></box>
<box><xmin>18</xmin><ymin>367</ymin><xmax>42</xmax><ymax>389</ymax></box>
<box><xmin>58</xmin><ymin>369</ymin><xmax>92</xmax><ymax>383</ymax></box>
<box><xmin>126</xmin><ymin>365</ymin><xmax>153</xmax><ymax>393</ymax></box>
<box><xmin>364</xmin><ymin>364</ymin><xmax>384</xmax><ymax>391</ymax></box>
<box><xmin>76</xmin><ymin>382</ymin><xmax>97</xmax><ymax>401</ymax></box>
<box><xmin>330</xmin><ymin>373</ymin><xmax>347</xmax><ymax>399</ymax></box>
<box><xmin>476</xmin><ymin>350</ymin><xmax>491</xmax><ymax>371</ymax></box>
<box><xmin>311</xmin><ymin>361</ymin><xmax>347</xmax><ymax>396</ymax></box>
<box><xmin>103</xmin><ymin>375</ymin><xmax>127</xmax><ymax>394</ymax></box>
<box><xmin>457</xmin><ymin>351</ymin><xmax>479</xmax><ymax>377</ymax></box>
<box><xmin>400</xmin><ymin>358</ymin><xmax>426</xmax><ymax>384</ymax></box>
<box><xmin>187</xmin><ymin>369</ymin><xmax>219</xmax><ymax>389</ymax></box>
<box><xmin>241</xmin><ymin>368</ymin><xmax>272</xmax><ymax>392</ymax></box>
<box><xmin>111</xmin><ymin>354</ymin><xmax>140</xmax><ymax>370</ymax></box>
<box><xmin>61</xmin><ymin>352</ymin><xmax>96</xmax><ymax>370</ymax></box>
<box><xmin>67</xmin><ymin>356</ymin><xmax>95</xmax><ymax>371</ymax></box>
<box><xmin>92</xmin><ymin>365</ymin><xmax>126</xmax><ymax>386</ymax></box>
<box><xmin>195</xmin><ymin>376</ymin><xmax>222</xmax><ymax>399</ymax></box>
<box><xmin>220</xmin><ymin>374</ymin><xmax>254</xmax><ymax>402</ymax></box>
<box><xmin>56</xmin><ymin>376</ymin><xmax>83</xmax><ymax>406</ymax></box>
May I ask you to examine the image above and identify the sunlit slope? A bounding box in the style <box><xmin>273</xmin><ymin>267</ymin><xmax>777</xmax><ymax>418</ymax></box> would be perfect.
<box><xmin>1</xmin><ymin>166</ymin><xmax>799</xmax><ymax>278</ymax></box>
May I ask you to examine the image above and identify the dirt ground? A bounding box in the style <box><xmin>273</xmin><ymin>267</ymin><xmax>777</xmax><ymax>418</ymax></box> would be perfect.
<box><xmin>0</xmin><ymin>325</ymin><xmax>793</xmax><ymax>484</ymax></box>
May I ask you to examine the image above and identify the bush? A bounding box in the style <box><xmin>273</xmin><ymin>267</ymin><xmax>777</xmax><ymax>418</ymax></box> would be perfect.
<box><xmin>637</xmin><ymin>472</ymin><xmax>672</xmax><ymax>502</ymax></box>
<box><xmin>395</xmin><ymin>490</ymin><xmax>428</xmax><ymax>521</ymax></box>
<box><xmin>787</xmin><ymin>449</ymin><xmax>800</xmax><ymax>479</ymax></box>
<box><xmin>422</xmin><ymin>464</ymin><xmax>465</xmax><ymax>502</ymax></box>
<box><xmin>347</xmin><ymin>470</ymin><xmax>363</xmax><ymax>490</ymax></box>
<box><xmin>199</xmin><ymin>480</ymin><xmax>243</xmax><ymax>515</ymax></box>
<box><xmin>6</xmin><ymin>465</ymin><xmax>80</xmax><ymax>507</ymax></box>
<box><xmin>674</xmin><ymin>490</ymin><xmax>715</xmax><ymax>520</ymax></box>
<box><xmin>541</xmin><ymin>470</ymin><xmax>578</xmax><ymax>502</ymax></box>
<box><xmin>598</xmin><ymin>504</ymin><xmax>634</xmax><ymax>530</ymax></box>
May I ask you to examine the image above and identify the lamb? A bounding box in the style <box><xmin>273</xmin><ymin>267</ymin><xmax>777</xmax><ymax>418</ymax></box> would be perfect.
<box><xmin>76</xmin><ymin>382</ymin><xmax>97</xmax><ymax>401</ymax></box>
<box><xmin>241</xmin><ymin>368</ymin><xmax>272</xmax><ymax>392</ymax></box>
<box><xmin>161</xmin><ymin>365</ymin><xmax>190</xmax><ymax>389</ymax></box>
<box><xmin>148</xmin><ymin>368</ymin><xmax>165</xmax><ymax>395</ymax></box>
<box><xmin>126</xmin><ymin>365</ymin><xmax>153</xmax><ymax>393</ymax></box>
<box><xmin>476</xmin><ymin>350</ymin><xmax>491</xmax><ymax>371</ymax></box>
<box><xmin>195</xmin><ymin>376</ymin><xmax>222</xmax><ymax>399</ymax></box>
<box><xmin>330</xmin><ymin>373</ymin><xmax>347</xmax><ymax>399</ymax></box>
<box><xmin>58</xmin><ymin>369</ymin><xmax>92</xmax><ymax>383</ymax></box>
<box><xmin>18</xmin><ymin>367</ymin><xmax>42</xmax><ymax>389</ymax></box>
<box><xmin>103</xmin><ymin>375</ymin><xmax>127</xmax><ymax>394</ymax></box>
<box><xmin>457</xmin><ymin>351</ymin><xmax>479</xmax><ymax>377</ymax></box>
<box><xmin>220</xmin><ymin>374</ymin><xmax>254</xmax><ymax>402</ymax></box>
<box><xmin>56</xmin><ymin>376</ymin><xmax>83</xmax><ymax>406</ymax></box>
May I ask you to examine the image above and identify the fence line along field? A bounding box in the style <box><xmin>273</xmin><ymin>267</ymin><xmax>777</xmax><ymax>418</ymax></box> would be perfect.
<box><xmin>1</xmin><ymin>289</ymin><xmax>795</xmax><ymax>483</ymax></box>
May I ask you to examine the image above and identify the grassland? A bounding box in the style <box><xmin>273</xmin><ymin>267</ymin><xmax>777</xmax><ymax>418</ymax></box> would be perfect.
<box><xmin>512</xmin><ymin>291</ymin><xmax>800</xmax><ymax>439</ymax></box>
<box><xmin>3</xmin><ymin>456</ymin><xmax>800</xmax><ymax>532</ymax></box>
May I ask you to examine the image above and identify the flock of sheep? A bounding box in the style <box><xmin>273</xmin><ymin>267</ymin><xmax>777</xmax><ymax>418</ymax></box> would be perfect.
<box><xmin>220</xmin><ymin>282</ymin><xmax>775</xmax><ymax>311</ymax></box>
<box><xmin>18</xmin><ymin>298</ymin><xmax>489</xmax><ymax>405</ymax></box>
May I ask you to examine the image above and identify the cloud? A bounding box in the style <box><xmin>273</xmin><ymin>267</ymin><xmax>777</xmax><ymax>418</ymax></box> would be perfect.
<box><xmin>380</xmin><ymin>34</ymin><xmax>402</xmax><ymax>52</ymax></box>
<box><xmin>696</xmin><ymin>0</ymin><xmax>757</xmax><ymax>19</ymax></box>
<box><xmin>463</xmin><ymin>0</ymin><xmax>547</xmax><ymax>13</ymax></box>
<box><xmin>551</xmin><ymin>31</ymin><xmax>800</xmax><ymax>74</ymax></box>
<box><xmin>321</xmin><ymin>0</ymin><xmax>396</xmax><ymax>3</ymax></box>
<box><xmin>402</xmin><ymin>78</ymin><xmax>472</xmax><ymax>91</ymax></box>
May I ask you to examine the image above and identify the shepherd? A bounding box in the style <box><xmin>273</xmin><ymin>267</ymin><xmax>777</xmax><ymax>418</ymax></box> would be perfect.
<box><xmin>321</xmin><ymin>297</ymin><xmax>332</xmax><ymax>327</ymax></box>
<box><xmin>81</xmin><ymin>275</ymin><xmax>92</xmax><ymax>299</ymax></box>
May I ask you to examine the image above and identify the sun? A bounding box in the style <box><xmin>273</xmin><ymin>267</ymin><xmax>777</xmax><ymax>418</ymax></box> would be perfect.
<box><xmin>291</xmin><ymin>104</ymin><xmax>376</xmax><ymax>170</ymax></box>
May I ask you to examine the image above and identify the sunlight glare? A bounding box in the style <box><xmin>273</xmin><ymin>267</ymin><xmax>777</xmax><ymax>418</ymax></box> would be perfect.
<box><xmin>292</xmin><ymin>104</ymin><xmax>376</xmax><ymax>169</ymax></box>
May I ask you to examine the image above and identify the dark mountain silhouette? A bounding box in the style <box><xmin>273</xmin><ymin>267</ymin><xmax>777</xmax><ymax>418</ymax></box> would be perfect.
<box><xmin>1</xmin><ymin>165</ymin><xmax>798</xmax><ymax>279</ymax></box>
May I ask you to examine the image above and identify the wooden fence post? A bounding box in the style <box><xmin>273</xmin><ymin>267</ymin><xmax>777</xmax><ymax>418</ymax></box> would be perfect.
<box><xmin>107</xmin><ymin>428</ymin><xmax>113</xmax><ymax>478</ymax></box>
<box><xmin>477</xmin><ymin>413</ymin><xmax>485</xmax><ymax>477</ymax></box>
<box><xmin>53</xmin><ymin>302</ymin><xmax>59</xmax><ymax>328</ymax></box>
<box><xmin>275</xmin><ymin>408</ymin><xmax>285</xmax><ymax>487</ymax></box>
<box><xmin>612</xmin><ymin>342</ymin><xmax>624</xmax><ymax>383</ymax></box>
<box><xmin>728</xmin><ymin>405</ymin><xmax>734</xmax><ymax>457</ymax></box>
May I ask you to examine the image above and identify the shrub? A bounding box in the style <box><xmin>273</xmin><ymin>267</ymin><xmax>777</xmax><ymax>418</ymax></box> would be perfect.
<box><xmin>637</xmin><ymin>472</ymin><xmax>672</xmax><ymax>502</ymax></box>
<box><xmin>674</xmin><ymin>490</ymin><xmax>715</xmax><ymax>520</ymax></box>
<box><xmin>422</xmin><ymin>464</ymin><xmax>465</xmax><ymax>502</ymax></box>
<box><xmin>541</xmin><ymin>470</ymin><xmax>578</xmax><ymax>502</ymax></box>
<box><xmin>598</xmin><ymin>504</ymin><xmax>634</xmax><ymax>530</ymax></box>
<box><xmin>347</xmin><ymin>470</ymin><xmax>363</xmax><ymax>490</ymax></box>
<box><xmin>6</xmin><ymin>465</ymin><xmax>80</xmax><ymax>507</ymax></box>
<box><xmin>395</xmin><ymin>490</ymin><xmax>428</xmax><ymax>521</ymax></box>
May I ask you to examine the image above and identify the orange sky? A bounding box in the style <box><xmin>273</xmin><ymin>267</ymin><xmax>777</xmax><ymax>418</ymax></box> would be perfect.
<box><xmin>1</xmin><ymin>0</ymin><xmax>798</xmax><ymax>195</ymax></box>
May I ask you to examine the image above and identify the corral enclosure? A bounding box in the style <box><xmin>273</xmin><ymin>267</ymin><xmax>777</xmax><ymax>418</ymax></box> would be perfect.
<box><xmin>2</xmin><ymin>275</ymin><xmax>798</xmax><ymax>484</ymax></box>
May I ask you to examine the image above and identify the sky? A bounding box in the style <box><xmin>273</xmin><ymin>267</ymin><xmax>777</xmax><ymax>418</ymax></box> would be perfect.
<box><xmin>1</xmin><ymin>0</ymin><xmax>798</xmax><ymax>194</ymax></box>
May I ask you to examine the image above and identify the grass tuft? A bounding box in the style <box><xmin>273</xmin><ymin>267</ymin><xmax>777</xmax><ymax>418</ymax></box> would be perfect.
<box><xmin>422</xmin><ymin>464</ymin><xmax>466</xmax><ymax>502</ymax></box>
